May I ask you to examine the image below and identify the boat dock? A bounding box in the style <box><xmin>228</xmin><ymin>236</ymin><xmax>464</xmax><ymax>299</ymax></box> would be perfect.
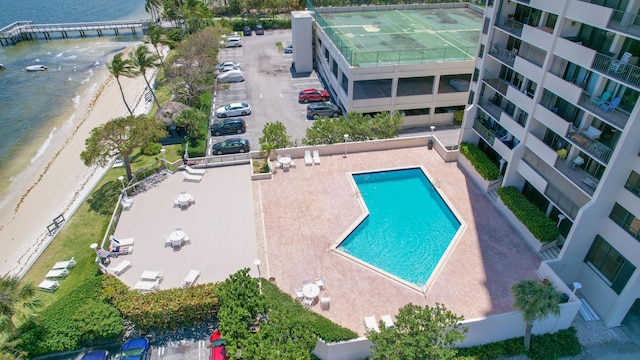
<box><xmin>0</xmin><ymin>20</ymin><xmax>150</xmax><ymax>46</ymax></box>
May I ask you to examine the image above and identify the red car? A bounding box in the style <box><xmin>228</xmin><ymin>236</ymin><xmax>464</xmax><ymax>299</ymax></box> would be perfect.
<box><xmin>298</xmin><ymin>88</ymin><xmax>330</xmax><ymax>103</ymax></box>
<box><xmin>210</xmin><ymin>330</ymin><xmax>229</xmax><ymax>360</ymax></box>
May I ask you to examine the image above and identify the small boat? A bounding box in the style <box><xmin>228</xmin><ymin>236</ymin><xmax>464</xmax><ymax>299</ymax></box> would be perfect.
<box><xmin>24</xmin><ymin>65</ymin><xmax>48</xmax><ymax>72</ymax></box>
<box><xmin>0</xmin><ymin>64</ymin><xmax>5</xmax><ymax>70</ymax></box>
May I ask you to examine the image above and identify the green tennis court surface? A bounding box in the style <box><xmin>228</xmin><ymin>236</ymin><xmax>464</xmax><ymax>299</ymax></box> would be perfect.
<box><xmin>318</xmin><ymin>8</ymin><xmax>482</xmax><ymax>66</ymax></box>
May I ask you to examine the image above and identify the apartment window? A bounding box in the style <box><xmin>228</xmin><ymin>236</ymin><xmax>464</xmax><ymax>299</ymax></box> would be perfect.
<box><xmin>482</xmin><ymin>18</ymin><xmax>490</xmax><ymax>35</ymax></box>
<box><xmin>478</xmin><ymin>44</ymin><xmax>485</xmax><ymax>59</ymax></box>
<box><xmin>468</xmin><ymin>90</ymin><xmax>475</xmax><ymax>105</ymax></box>
<box><xmin>332</xmin><ymin>60</ymin><xmax>338</xmax><ymax>78</ymax></box>
<box><xmin>609</xmin><ymin>203</ymin><xmax>640</xmax><ymax>240</ymax></box>
<box><xmin>625</xmin><ymin>171</ymin><xmax>640</xmax><ymax>198</ymax></box>
<box><xmin>473</xmin><ymin>68</ymin><xmax>480</xmax><ymax>83</ymax></box>
<box><xmin>341</xmin><ymin>74</ymin><xmax>349</xmax><ymax>94</ymax></box>
<box><xmin>585</xmin><ymin>235</ymin><xmax>636</xmax><ymax>294</ymax></box>
<box><xmin>402</xmin><ymin>108</ymin><xmax>430</xmax><ymax>116</ymax></box>
<box><xmin>487</xmin><ymin>0</ymin><xmax>494</xmax><ymax>7</ymax></box>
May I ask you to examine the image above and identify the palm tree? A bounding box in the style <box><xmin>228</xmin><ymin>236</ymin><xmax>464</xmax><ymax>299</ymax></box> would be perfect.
<box><xmin>0</xmin><ymin>276</ymin><xmax>42</xmax><ymax>336</ymax></box>
<box><xmin>129</xmin><ymin>45</ymin><xmax>161</xmax><ymax>109</ymax></box>
<box><xmin>145</xmin><ymin>0</ymin><xmax>163</xmax><ymax>23</ymax></box>
<box><xmin>107</xmin><ymin>52</ymin><xmax>136</xmax><ymax>115</ymax></box>
<box><xmin>146</xmin><ymin>24</ymin><xmax>173</xmax><ymax>67</ymax></box>
<box><xmin>511</xmin><ymin>279</ymin><xmax>562</xmax><ymax>350</ymax></box>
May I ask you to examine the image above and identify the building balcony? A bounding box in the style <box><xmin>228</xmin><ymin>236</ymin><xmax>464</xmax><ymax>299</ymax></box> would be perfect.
<box><xmin>482</xmin><ymin>71</ymin><xmax>519</xmax><ymax>97</ymax></box>
<box><xmin>473</xmin><ymin>116</ymin><xmax>518</xmax><ymax>150</ymax></box>
<box><xmin>566</xmin><ymin>126</ymin><xmax>613</xmax><ymax>164</ymax></box>
<box><xmin>591</xmin><ymin>52</ymin><xmax>640</xmax><ymax>90</ymax></box>
<box><xmin>495</xmin><ymin>15</ymin><xmax>524</xmax><ymax>37</ymax></box>
<box><xmin>608</xmin><ymin>9</ymin><xmax>640</xmax><ymax>38</ymax></box>
<box><xmin>577</xmin><ymin>92</ymin><xmax>630</xmax><ymax>130</ymax></box>
<box><xmin>552</xmin><ymin>155</ymin><xmax>599</xmax><ymax>198</ymax></box>
<box><xmin>488</xmin><ymin>43</ymin><xmax>516</xmax><ymax>67</ymax></box>
<box><xmin>478</xmin><ymin>95</ymin><xmax>526</xmax><ymax>127</ymax></box>
<box><xmin>473</xmin><ymin>118</ymin><xmax>496</xmax><ymax>146</ymax></box>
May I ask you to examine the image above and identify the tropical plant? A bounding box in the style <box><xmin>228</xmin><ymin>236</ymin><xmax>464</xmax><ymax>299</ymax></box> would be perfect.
<box><xmin>146</xmin><ymin>24</ymin><xmax>174</xmax><ymax>66</ymax></box>
<box><xmin>259</xmin><ymin>121</ymin><xmax>291</xmax><ymax>166</ymax></box>
<box><xmin>106</xmin><ymin>52</ymin><xmax>137</xmax><ymax>115</ymax></box>
<box><xmin>80</xmin><ymin>115</ymin><xmax>168</xmax><ymax>181</ymax></box>
<box><xmin>459</xmin><ymin>141</ymin><xmax>500</xmax><ymax>181</ymax></box>
<box><xmin>129</xmin><ymin>45</ymin><xmax>162</xmax><ymax>108</ymax></box>
<box><xmin>0</xmin><ymin>276</ymin><xmax>41</xmax><ymax>335</ymax></box>
<box><xmin>174</xmin><ymin>108</ymin><xmax>206</xmax><ymax>140</ymax></box>
<box><xmin>145</xmin><ymin>0</ymin><xmax>163</xmax><ymax>23</ymax></box>
<box><xmin>497</xmin><ymin>186</ymin><xmax>560</xmax><ymax>243</ymax></box>
<box><xmin>303</xmin><ymin>111</ymin><xmax>403</xmax><ymax>145</ymax></box>
<box><xmin>511</xmin><ymin>279</ymin><xmax>563</xmax><ymax>350</ymax></box>
<box><xmin>367</xmin><ymin>303</ymin><xmax>467</xmax><ymax>360</ymax></box>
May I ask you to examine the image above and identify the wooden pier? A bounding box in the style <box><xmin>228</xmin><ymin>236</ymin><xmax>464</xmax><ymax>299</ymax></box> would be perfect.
<box><xmin>0</xmin><ymin>20</ymin><xmax>150</xmax><ymax>46</ymax></box>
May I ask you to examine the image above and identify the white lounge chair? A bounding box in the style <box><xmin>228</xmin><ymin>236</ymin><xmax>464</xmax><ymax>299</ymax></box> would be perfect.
<box><xmin>52</xmin><ymin>257</ymin><xmax>76</xmax><ymax>270</ymax></box>
<box><xmin>315</xmin><ymin>277</ymin><xmax>326</xmax><ymax>290</ymax></box>
<box><xmin>304</xmin><ymin>150</ymin><xmax>313</xmax><ymax>166</ymax></box>
<box><xmin>140</xmin><ymin>270</ymin><xmax>164</xmax><ymax>281</ymax></box>
<box><xmin>320</xmin><ymin>296</ymin><xmax>331</xmax><ymax>310</ymax></box>
<box><xmin>38</xmin><ymin>280</ymin><xmax>60</xmax><ymax>292</ymax></box>
<box><xmin>45</xmin><ymin>269</ymin><xmax>69</xmax><ymax>279</ymax></box>
<box><xmin>313</xmin><ymin>149</ymin><xmax>321</xmax><ymax>165</ymax></box>
<box><xmin>381</xmin><ymin>315</ymin><xmax>395</xmax><ymax>328</ymax></box>
<box><xmin>183</xmin><ymin>172</ymin><xmax>203</xmax><ymax>182</ymax></box>
<box><xmin>134</xmin><ymin>279</ymin><xmax>160</xmax><ymax>292</ymax></box>
<box><xmin>108</xmin><ymin>260</ymin><xmax>132</xmax><ymax>276</ymax></box>
<box><xmin>109</xmin><ymin>245</ymin><xmax>133</xmax><ymax>258</ymax></box>
<box><xmin>110</xmin><ymin>236</ymin><xmax>134</xmax><ymax>247</ymax></box>
<box><xmin>185</xmin><ymin>165</ymin><xmax>206</xmax><ymax>175</ymax></box>
<box><xmin>364</xmin><ymin>316</ymin><xmax>380</xmax><ymax>332</ymax></box>
<box><xmin>182</xmin><ymin>269</ymin><xmax>200</xmax><ymax>287</ymax></box>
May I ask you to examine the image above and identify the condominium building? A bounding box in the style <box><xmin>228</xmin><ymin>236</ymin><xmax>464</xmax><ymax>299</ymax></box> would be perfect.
<box><xmin>461</xmin><ymin>0</ymin><xmax>640</xmax><ymax>327</ymax></box>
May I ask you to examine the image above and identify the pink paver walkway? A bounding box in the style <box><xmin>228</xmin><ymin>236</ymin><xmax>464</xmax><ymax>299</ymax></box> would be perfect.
<box><xmin>255</xmin><ymin>146</ymin><xmax>541</xmax><ymax>335</ymax></box>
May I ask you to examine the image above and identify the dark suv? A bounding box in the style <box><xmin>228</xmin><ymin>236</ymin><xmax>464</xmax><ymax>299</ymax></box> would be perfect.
<box><xmin>243</xmin><ymin>26</ymin><xmax>252</xmax><ymax>36</ymax></box>
<box><xmin>255</xmin><ymin>24</ymin><xmax>264</xmax><ymax>35</ymax></box>
<box><xmin>212</xmin><ymin>138</ymin><xmax>250</xmax><ymax>155</ymax></box>
<box><xmin>306</xmin><ymin>103</ymin><xmax>341</xmax><ymax>119</ymax></box>
<box><xmin>210</xmin><ymin>118</ymin><xmax>246</xmax><ymax>136</ymax></box>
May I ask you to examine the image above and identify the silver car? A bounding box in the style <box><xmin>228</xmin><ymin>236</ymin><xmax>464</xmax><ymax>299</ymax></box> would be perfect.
<box><xmin>216</xmin><ymin>102</ymin><xmax>252</xmax><ymax>117</ymax></box>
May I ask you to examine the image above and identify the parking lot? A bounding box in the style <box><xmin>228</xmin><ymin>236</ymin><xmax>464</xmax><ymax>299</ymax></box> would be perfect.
<box><xmin>210</xmin><ymin>29</ymin><xmax>326</xmax><ymax>155</ymax></box>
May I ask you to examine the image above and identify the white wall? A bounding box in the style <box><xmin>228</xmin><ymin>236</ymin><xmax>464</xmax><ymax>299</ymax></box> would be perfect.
<box><xmin>291</xmin><ymin>11</ymin><xmax>313</xmax><ymax>73</ymax></box>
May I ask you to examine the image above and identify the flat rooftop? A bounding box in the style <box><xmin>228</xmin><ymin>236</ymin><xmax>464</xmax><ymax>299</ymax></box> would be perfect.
<box><xmin>316</xmin><ymin>7</ymin><xmax>483</xmax><ymax>66</ymax></box>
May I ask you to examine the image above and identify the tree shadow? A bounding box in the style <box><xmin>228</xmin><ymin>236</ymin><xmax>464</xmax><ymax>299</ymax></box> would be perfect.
<box><xmin>87</xmin><ymin>180</ymin><xmax>121</xmax><ymax>215</ymax></box>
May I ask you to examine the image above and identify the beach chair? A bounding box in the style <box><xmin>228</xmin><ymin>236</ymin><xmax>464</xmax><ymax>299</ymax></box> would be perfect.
<box><xmin>140</xmin><ymin>270</ymin><xmax>164</xmax><ymax>281</ymax></box>
<box><xmin>381</xmin><ymin>315</ymin><xmax>395</xmax><ymax>328</ymax></box>
<box><xmin>45</xmin><ymin>269</ymin><xmax>69</xmax><ymax>279</ymax></box>
<box><xmin>110</xmin><ymin>236</ymin><xmax>134</xmax><ymax>247</ymax></box>
<box><xmin>108</xmin><ymin>260</ymin><xmax>132</xmax><ymax>276</ymax></box>
<box><xmin>182</xmin><ymin>269</ymin><xmax>200</xmax><ymax>287</ymax></box>
<box><xmin>52</xmin><ymin>257</ymin><xmax>76</xmax><ymax>270</ymax></box>
<box><xmin>313</xmin><ymin>149</ymin><xmax>321</xmax><ymax>165</ymax></box>
<box><xmin>182</xmin><ymin>172</ymin><xmax>203</xmax><ymax>182</ymax></box>
<box><xmin>304</xmin><ymin>150</ymin><xmax>313</xmax><ymax>166</ymax></box>
<box><xmin>315</xmin><ymin>277</ymin><xmax>326</xmax><ymax>290</ymax></box>
<box><xmin>109</xmin><ymin>245</ymin><xmax>133</xmax><ymax>258</ymax></box>
<box><xmin>134</xmin><ymin>279</ymin><xmax>160</xmax><ymax>292</ymax></box>
<box><xmin>38</xmin><ymin>280</ymin><xmax>60</xmax><ymax>293</ymax></box>
<box><xmin>364</xmin><ymin>316</ymin><xmax>380</xmax><ymax>332</ymax></box>
<box><xmin>302</xmin><ymin>297</ymin><xmax>314</xmax><ymax>307</ymax></box>
<box><xmin>185</xmin><ymin>165</ymin><xmax>206</xmax><ymax>175</ymax></box>
<box><xmin>320</xmin><ymin>296</ymin><xmax>331</xmax><ymax>310</ymax></box>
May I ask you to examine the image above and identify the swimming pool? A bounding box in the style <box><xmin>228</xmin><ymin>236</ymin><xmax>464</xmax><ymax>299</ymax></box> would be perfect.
<box><xmin>337</xmin><ymin>167</ymin><xmax>461</xmax><ymax>287</ymax></box>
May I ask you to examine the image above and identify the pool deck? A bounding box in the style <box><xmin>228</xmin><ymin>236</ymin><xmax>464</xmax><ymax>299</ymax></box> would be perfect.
<box><xmin>256</xmin><ymin>145</ymin><xmax>541</xmax><ymax>335</ymax></box>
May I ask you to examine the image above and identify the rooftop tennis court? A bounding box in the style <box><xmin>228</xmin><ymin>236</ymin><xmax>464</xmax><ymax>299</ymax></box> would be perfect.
<box><xmin>317</xmin><ymin>7</ymin><xmax>483</xmax><ymax>66</ymax></box>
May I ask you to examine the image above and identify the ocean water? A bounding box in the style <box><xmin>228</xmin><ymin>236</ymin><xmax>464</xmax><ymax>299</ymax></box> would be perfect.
<box><xmin>0</xmin><ymin>1</ymin><xmax>148</xmax><ymax>198</ymax></box>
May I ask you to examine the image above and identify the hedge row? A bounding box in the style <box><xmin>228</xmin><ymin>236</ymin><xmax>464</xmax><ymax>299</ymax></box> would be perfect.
<box><xmin>497</xmin><ymin>186</ymin><xmax>560</xmax><ymax>243</ymax></box>
<box><xmin>101</xmin><ymin>275</ymin><xmax>220</xmax><ymax>332</ymax></box>
<box><xmin>459</xmin><ymin>142</ymin><xmax>500</xmax><ymax>181</ymax></box>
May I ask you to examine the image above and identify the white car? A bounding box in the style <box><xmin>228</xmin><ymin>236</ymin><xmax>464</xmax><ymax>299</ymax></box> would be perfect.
<box><xmin>217</xmin><ymin>65</ymin><xmax>239</xmax><ymax>74</ymax></box>
<box><xmin>216</xmin><ymin>102</ymin><xmax>251</xmax><ymax>117</ymax></box>
<box><xmin>216</xmin><ymin>61</ymin><xmax>240</xmax><ymax>71</ymax></box>
<box><xmin>216</xmin><ymin>70</ymin><xmax>245</xmax><ymax>83</ymax></box>
<box><xmin>220</xmin><ymin>37</ymin><xmax>242</xmax><ymax>48</ymax></box>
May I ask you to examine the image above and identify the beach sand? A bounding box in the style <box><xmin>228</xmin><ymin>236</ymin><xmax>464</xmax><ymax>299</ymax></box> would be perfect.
<box><xmin>0</xmin><ymin>47</ymin><xmax>153</xmax><ymax>277</ymax></box>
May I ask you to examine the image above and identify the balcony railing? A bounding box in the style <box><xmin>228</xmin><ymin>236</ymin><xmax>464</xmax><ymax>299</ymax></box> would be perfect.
<box><xmin>577</xmin><ymin>92</ymin><xmax>630</xmax><ymax>130</ymax></box>
<box><xmin>566</xmin><ymin>126</ymin><xmax>614</xmax><ymax>164</ymax></box>
<box><xmin>479</xmin><ymin>95</ymin><xmax>526</xmax><ymax>127</ymax></box>
<box><xmin>472</xmin><ymin>118</ymin><xmax>495</xmax><ymax>146</ymax></box>
<box><xmin>488</xmin><ymin>43</ymin><xmax>516</xmax><ymax>67</ymax></box>
<box><xmin>495</xmin><ymin>15</ymin><xmax>524</xmax><ymax>37</ymax></box>
<box><xmin>591</xmin><ymin>52</ymin><xmax>640</xmax><ymax>89</ymax></box>
<box><xmin>608</xmin><ymin>9</ymin><xmax>640</xmax><ymax>38</ymax></box>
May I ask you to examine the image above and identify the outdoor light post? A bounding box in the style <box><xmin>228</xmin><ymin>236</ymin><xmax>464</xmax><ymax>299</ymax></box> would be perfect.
<box><xmin>557</xmin><ymin>214</ymin><xmax>566</xmax><ymax>227</ymax></box>
<box><xmin>343</xmin><ymin>134</ymin><xmax>349</xmax><ymax>158</ymax></box>
<box><xmin>430</xmin><ymin>125</ymin><xmax>435</xmax><ymax>137</ymax></box>
<box><xmin>254</xmin><ymin>259</ymin><xmax>262</xmax><ymax>294</ymax></box>
<box><xmin>160</xmin><ymin>148</ymin><xmax>168</xmax><ymax>170</ymax></box>
<box><xmin>117</xmin><ymin>176</ymin><xmax>125</xmax><ymax>190</ymax></box>
<box><xmin>572</xmin><ymin>282</ymin><xmax>582</xmax><ymax>295</ymax></box>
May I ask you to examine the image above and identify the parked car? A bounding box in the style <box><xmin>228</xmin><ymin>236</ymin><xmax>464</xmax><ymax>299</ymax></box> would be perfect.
<box><xmin>217</xmin><ymin>65</ymin><xmax>239</xmax><ymax>74</ymax></box>
<box><xmin>212</xmin><ymin>138</ymin><xmax>250</xmax><ymax>155</ymax></box>
<box><xmin>255</xmin><ymin>24</ymin><xmax>264</xmax><ymax>35</ymax></box>
<box><xmin>298</xmin><ymin>88</ymin><xmax>330</xmax><ymax>103</ymax></box>
<box><xmin>220</xmin><ymin>37</ymin><xmax>242</xmax><ymax>48</ymax></box>
<box><xmin>211</xmin><ymin>118</ymin><xmax>246</xmax><ymax>136</ymax></box>
<box><xmin>210</xmin><ymin>330</ymin><xmax>229</xmax><ymax>360</ymax></box>
<box><xmin>243</xmin><ymin>26</ymin><xmax>252</xmax><ymax>36</ymax></box>
<box><xmin>81</xmin><ymin>350</ymin><xmax>110</xmax><ymax>360</ymax></box>
<box><xmin>216</xmin><ymin>103</ymin><xmax>251</xmax><ymax>117</ymax></box>
<box><xmin>307</xmin><ymin>102</ymin><xmax>341</xmax><ymax>119</ymax></box>
<box><xmin>216</xmin><ymin>70</ymin><xmax>245</xmax><ymax>83</ymax></box>
<box><xmin>120</xmin><ymin>338</ymin><xmax>151</xmax><ymax>360</ymax></box>
<box><xmin>216</xmin><ymin>61</ymin><xmax>240</xmax><ymax>71</ymax></box>
<box><xmin>221</xmin><ymin>32</ymin><xmax>238</xmax><ymax>39</ymax></box>
<box><xmin>284</xmin><ymin>45</ymin><xmax>293</xmax><ymax>54</ymax></box>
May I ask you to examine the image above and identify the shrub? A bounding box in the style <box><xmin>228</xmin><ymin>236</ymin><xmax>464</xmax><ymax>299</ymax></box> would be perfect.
<box><xmin>141</xmin><ymin>141</ymin><xmax>162</xmax><ymax>156</ymax></box>
<box><xmin>497</xmin><ymin>186</ymin><xmax>560</xmax><ymax>243</ymax></box>
<box><xmin>454</xmin><ymin>110</ymin><xmax>464</xmax><ymax>126</ymax></box>
<box><xmin>459</xmin><ymin>142</ymin><xmax>500</xmax><ymax>181</ymax></box>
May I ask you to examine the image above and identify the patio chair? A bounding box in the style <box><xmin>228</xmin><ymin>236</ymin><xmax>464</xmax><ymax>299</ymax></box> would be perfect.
<box><xmin>290</xmin><ymin>160</ymin><xmax>296</xmax><ymax>168</ymax></box>
<box><xmin>570</xmin><ymin>156</ymin><xmax>585</xmax><ymax>170</ymax></box>
<box><xmin>609</xmin><ymin>52</ymin><xmax>631</xmax><ymax>73</ymax></box>
<box><xmin>320</xmin><ymin>296</ymin><xmax>331</xmax><ymax>310</ymax></box>
<box><xmin>185</xmin><ymin>165</ymin><xmax>206</xmax><ymax>175</ymax></box>
<box><xmin>591</xmin><ymin>91</ymin><xmax>611</xmax><ymax>107</ymax></box>
<box><xmin>313</xmin><ymin>150</ymin><xmax>321</xmax><ymax>165</ymax></box>
<box><xmin>600</xmin><ymin>97</ymin><xmax>621</xmax><ymax>112</ymax></box>
<box><xmin>108</xmin><ymin>260</ymin><xmax>132</xmax><ymax>276</ymax></box>
<box><xmin>302</xmin><ymin>279</ymin><xmax>311</xmax><ymax>286</ymax></box>
<box><xmin>294</xmin><ymin>288</ymin><xmax>304</xmax><ymax>301</ymax></box>
<box><xmin>38</xmin><ymin>279</ymin><xmax>60</xmax><ymax>293</ymax></box>
<box><xmin>283</xmin><ymin>161</ymin><xmax>290</xmax><ymax>172</ymax></box>
<box><xmin>315</xmin><ymin>277</ymin><xmax>326</xmax><ymax>290</ymax></box>
<box><xmin>121</xmin><ymin>198</ymin><xmax>132</xmax><ymax>211</ymax></box>
<box><xmin>364</xmin><ymin>316</ymin><xmax>380</xmax><ymax>332</ymax></box>
<box><xmin>182</xmin><ymin>269</ymin><xmax>200</xmax><ymax>287</ymax></box>
<box><xmin>183</xmin><ymin>234</ymin><xmax>191</xmax><ymax>244</ymax></box>
<box><xmin>582</xmin><ymin>126</ymin><xmax>602</xmax><ymax>140</ymax></box>
<box><xmin>381</xmin><ymin>315</ymin><xmax>395</xmax><ymax>328</ymax></box>
<box><xmin>140</xmin><ymin>270</ymin><xmax>164</xmax><ymax>281</ymax></box>
<box><xmin>304</xmin><ymin>150</ymin><xmax>313</xmax><ymax>166</ymax></box>
<box><xmin>302</xmin><ymin>297</ymin><xmax>314</xmax><ymax>307</ymax></box>
<box><xmin>52</xmin><ymin>257</ymin><xmax>76</xmax><ymax>270</ymax></box>
<box><xmin>182</xmin><ymin>171</ymin><xmax>203</xmax><ymax>182</ymax></box>
<box><xmin>164</xmin><ymin>235</ymin><xmax>171</xmax><ymax>247</ymax></box>
<box><xmin>45</xmin><ymin>269</ymin><xmax>69</xmax><ymax>279</ymax></box>
<box><xmin>173</xmin><ymin>198</ymin><xmax>180</xmax><ymax>207</ymax></box>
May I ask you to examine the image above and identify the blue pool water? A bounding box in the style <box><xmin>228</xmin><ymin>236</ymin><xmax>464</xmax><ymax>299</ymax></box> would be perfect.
<box><xmin>338</xmin><ymin>168</ymin><xmax>460</xmax><ymax>286</ymax></box>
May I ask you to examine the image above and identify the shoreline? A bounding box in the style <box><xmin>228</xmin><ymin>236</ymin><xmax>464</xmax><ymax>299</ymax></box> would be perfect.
<box><xmin>0</xmin><ymin>43</ymin><xmax>153</xmax><ymax>277</ymax></box>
